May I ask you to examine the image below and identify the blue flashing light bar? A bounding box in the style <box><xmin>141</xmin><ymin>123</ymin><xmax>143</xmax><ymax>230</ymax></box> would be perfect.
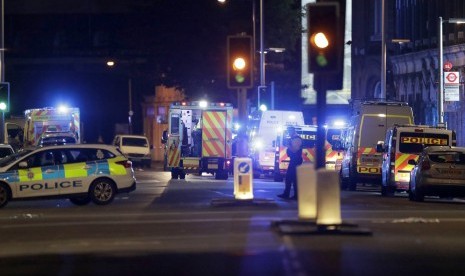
<box><xmin>171</xmin><ymin>101</ymin><xmax>232</xmax><ymax>107</ymax></box>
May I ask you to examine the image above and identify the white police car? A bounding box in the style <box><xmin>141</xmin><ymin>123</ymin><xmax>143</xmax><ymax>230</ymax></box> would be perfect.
<box><xmin>0</xmin><ymin>144</ymin><xmax>136</xmax><ymax>208</ymax></box>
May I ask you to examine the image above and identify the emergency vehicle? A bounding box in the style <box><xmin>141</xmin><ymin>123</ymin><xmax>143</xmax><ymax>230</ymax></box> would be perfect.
<box><xmin>340</xmin><ymin>100</ymin><xmax>414</xmax><ymax>190</ymax></box>
<box><xmin>325</xmin><ymin>125</ymin><xmax>346</xmax><ymax>171</ymax></box>
<box><xmin>273</xmin><ymin>125</ymin><xmax>317</xmax><ymax>181</ymax></box>
<box><xmin>0</xmin><ymin>144</ymin><xmax>136</xmax><ymax>208</ymax></box>
<box><xmin>163</xmin><ymin>101</ymin><xmax>233</xmax><ymax>180</ymax></box>
<box><xmin>23</xmin><ymin>107</ymin><xmax>81</xmax><ymax>146</ymax></box>
<box><xmin>248</xmin><ymin>110</ymin><xmax>305</xmax><ymax>178</ymax></box>
<box><xmin>378</xmin><ymin>124</ymin><xmax>456</xmax><ymax>196</ymax></box>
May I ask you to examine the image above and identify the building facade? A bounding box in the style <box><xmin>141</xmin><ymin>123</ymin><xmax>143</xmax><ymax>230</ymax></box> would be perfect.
<box><xmin>352</xmin><ymin>0</ymin><xmax>465</xmax><ymax>145</ymax></box>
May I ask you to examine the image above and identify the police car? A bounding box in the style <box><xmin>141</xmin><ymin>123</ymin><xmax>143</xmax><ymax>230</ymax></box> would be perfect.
<box><xmin>0</xmin><ymin>144</ymin><xmax>136</xmax><ymax>208</ymax></box>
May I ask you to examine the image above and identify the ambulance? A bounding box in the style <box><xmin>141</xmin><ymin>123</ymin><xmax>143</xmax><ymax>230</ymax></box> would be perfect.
<box><xmin>339</xmin><ymin>100</ymin><xmax>414</xmax><ymax>190</ymax></box>
<box><xmin>273</xmin><ymin>124</ymin><xmax>317</xmax><ymax>181</ymax></box>
<box><xmin>248</xmin><ymin>110</ymin><xmax>305</xmax><ymax>178</ymax></box>
<box><xmin>378</xmin><ymin>124</ymin><xmax>456</xmax><ymax>196</ymax></box>
<box><xmin>24</xmin><ymin>107</ymin><xmax>81</xmax><ymax>146</ymax></box>
<box><xmin>163</xmin><ymin>101</ymin><xmax>233</xmax><ymax>180</ymax></box>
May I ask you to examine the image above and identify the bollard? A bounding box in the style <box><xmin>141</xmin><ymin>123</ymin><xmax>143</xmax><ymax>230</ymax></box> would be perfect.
<box><xmin>234</xmin><ymin>157</ymin><xmax>254</xmax><ymax>200</ymax></box>
<box><xmin>316</xmin><ymin>169</ymin><xmax>342</xmax><ymax>225</ymax></box>
<box><xmin>296</xmin><ymin>163</ymin><xmax>317</xmax><ymax>220</ymax></box>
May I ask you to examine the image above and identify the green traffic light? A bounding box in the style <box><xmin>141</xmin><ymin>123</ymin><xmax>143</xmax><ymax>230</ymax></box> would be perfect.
<box><xmin>316</xmin><ymin>54</ymin><xmax>328</xmax><ymax>67</ymax></box>
<box><xmin>235</xmin><ymin>73</ymin><xmax>245</xmax><ymax>83</ymax></box>
<box><xmin>0</xmin><ymin>102</ymin><xmax>7</xmax><ymax>111</ymax></box>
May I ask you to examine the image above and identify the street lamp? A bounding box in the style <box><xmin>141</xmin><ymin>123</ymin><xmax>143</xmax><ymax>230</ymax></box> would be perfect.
<box><xmin>438</xmin><ymin>17</ymin><xmax>465</xmax><ymax>125</ymax></box>
<box><xmin>257</xmin><ymin>47</ymin><xmax>285</xmax><ymax>109</ymax></box>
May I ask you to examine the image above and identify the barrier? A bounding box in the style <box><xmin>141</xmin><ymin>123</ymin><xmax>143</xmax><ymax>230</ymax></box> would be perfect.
<box><xmin>296</xmin><ymin>163</ymin><xmax>317</xmax><ymax>220</ymax></box>
<box><xmin>233</xmin><ymin>157</ymin><xmax>253</xmax><ymax>200</ymax></box>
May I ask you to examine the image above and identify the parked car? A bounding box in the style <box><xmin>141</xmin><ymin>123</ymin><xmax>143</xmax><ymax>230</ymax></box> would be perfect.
<box><xmin>0</xmin><ymin>144</ymin><xmax>136</xmax><ymax>208</ymax></box>
<box><xmin>36</xmin><ymin>131</ymin><xmax>77</xmax><ymax>146</ymax></box>
<box><xmin>408</xmin><ymin>146</ymin><xmax>465</xmax><ymax>201</ymax></box>
<box><xmin>112</xmin><ymin>134</ymin><xmax>152</xmax><ymax>168</ymax></box>
<box><xmin>0</xmin><ymin>144</ymin><xmax>15</xmax><ymax>159</ymax></box>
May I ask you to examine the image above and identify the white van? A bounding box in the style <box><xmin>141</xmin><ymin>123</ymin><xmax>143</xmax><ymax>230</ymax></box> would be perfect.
<box><xmin>112</xmin><ymin>135</ymin><xmax>152</xmax><ymax>168</ymax></box>
<box><xmin>248</xmin><ymin>110</ymin><xmax>305</xmax><ymax>178</ymax></box>
<box><xmin>378</xmin><ymin>124</ymin><xmax>456</xmax><ymax>196</ymax></box>
<box><xmin>340</xmin><ymin>100</ymin><xmax>414</xmax><ymax>190</ymax></box>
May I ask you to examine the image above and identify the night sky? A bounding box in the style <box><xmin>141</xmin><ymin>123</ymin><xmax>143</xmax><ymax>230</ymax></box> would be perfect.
<box><xmin>4</xmin><ymin>0</ymin><xmax>301</xmax><ymax>143</ymax></box>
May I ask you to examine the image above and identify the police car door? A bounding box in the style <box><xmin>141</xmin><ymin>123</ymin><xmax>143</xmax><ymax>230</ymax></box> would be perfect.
<box><xmin>62</xmin><ymin>148</ymin><xmax>97</xmax><ymax>194</ymax></box>
<box><xmin>15</xmin><ymin>149</ymin><xmax>62</xmax><ymax>198</ymax></box>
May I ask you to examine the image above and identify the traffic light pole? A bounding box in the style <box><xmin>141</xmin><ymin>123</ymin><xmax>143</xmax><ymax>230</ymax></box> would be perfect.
<box><xmin>314</xmin><ymin>75</ymin><xmax>327</xmax><ymax>170</ymax></box>
<box><xmin>236</xmin><ymin>88</ymin><xmax>248</xmax><ymax>157</ymax></box>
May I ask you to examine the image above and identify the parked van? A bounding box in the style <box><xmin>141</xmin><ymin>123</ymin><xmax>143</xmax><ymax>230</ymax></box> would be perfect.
<box><xmin>378</xmin><ymin>124</ymin><xmax>456</xmax><ymax>196</ymax></box>
<box><xmin>248</xmin><ymin>110</ymin><xmax>305</xmax><ymax>178</ymax></box>
<box><xmin>340</xmin><ymin>100</ymin><xmax>414</xmax><ymax>190</ymax></box>
<box><xmin>112</xmin><ymin>135</ymin><xmax>152</xmax><ymax>168</ymax></box>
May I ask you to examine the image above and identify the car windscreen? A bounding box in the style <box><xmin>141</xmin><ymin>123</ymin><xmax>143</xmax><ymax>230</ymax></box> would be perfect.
<box><xmin>41</xmin><ymin>136</ymin><xmax>77</xmax><ymax>146</ymax></box>
<box><xmin>122</xmin><ymin>137</ymin><xmax>148</xmax><ymax>147</ymax></box>
<box><xmin>0</xmin><ymin>149</ymin><xmax>34</xmax><ymax>167</ymax></box>
<box><xmin>428</xmin><ymin>152</ymin><xmax>465</xmax><ymax>164</ymax></box>
<box><xmin>0</xmin><ymin>148</ymin><xmax>13</xmax><ymax>158</ymax></box>
<box><xmin>399</xmin><ymin>133</ymin><xmax>450</xmax><ymax>154</ymax></box>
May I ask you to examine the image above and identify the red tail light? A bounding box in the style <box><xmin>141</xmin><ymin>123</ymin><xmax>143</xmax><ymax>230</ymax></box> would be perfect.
<box><xmin>421</xmin><ymin>161</ymin><xmax>431</xmax><ymax>170</ymax></box>
<box><xmin>116</xmin><ymin>160</ymin><xmax>132</xmax><ymax>168</ymax></box>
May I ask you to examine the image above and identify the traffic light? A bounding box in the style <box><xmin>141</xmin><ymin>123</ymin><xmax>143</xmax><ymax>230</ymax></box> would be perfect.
<box><xmin>307</xmin><ymin>2</ymin><xmax>342</xmax><ymax>74</ymax></box>
<box><xmin>227</xmin><ymin>35</ymin><xmax>253</xmax><ymax>89</ymax></box>
<box><xmin>0</xmin><ymin>82</ymin><xmax>10</xmax><ymax>112</ymax></box>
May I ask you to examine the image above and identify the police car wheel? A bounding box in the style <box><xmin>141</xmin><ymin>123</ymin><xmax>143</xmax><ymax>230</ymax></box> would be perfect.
<box><xmin>90</xmin><ymin>179</ymin><xmax>116</xmax><ymax>205</ymax></box>
<box><xmin>69</xmin><ymin>196</ymin><xmax>91</xmax><ymax>206</ymax></box>
<box><xmin>0</xmin><ymin>183</ymin><xmax>10</xmax><ymax>208</ymax></box>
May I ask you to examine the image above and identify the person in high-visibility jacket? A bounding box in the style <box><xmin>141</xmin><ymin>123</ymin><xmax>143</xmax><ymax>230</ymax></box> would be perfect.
<box><xmin>277</xmin><ymin>127</ymin><xmax>303</xmax><ymax>200</ymax></box>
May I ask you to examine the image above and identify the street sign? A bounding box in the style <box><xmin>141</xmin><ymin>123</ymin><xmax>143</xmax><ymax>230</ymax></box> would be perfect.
<box><xmin>444</xmin><ymin>71</ymin><xmax>460</xmax><ymax>102</ymax></box>
<box><xmin>444</xmin><ymin>61</ymin><xmax>453</xmax><ymax>72</ymax></box>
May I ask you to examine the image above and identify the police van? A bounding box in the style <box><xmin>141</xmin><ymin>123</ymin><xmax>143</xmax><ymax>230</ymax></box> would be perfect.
<box><xmin>248</xmin><ymin>110</ymin><xmax>305</xmax><ymax>178</ymax></box>
<box><xmin>340</xmin><ymin>100</ymin><xmax>414</xmax><ymax>190</ymax></box>
<box><xmin>273</xmin><ymin>124</ymin><xmax>317</xmax><ymax>181</ymax></box>
<box><xmin>378</xmin><ymin>124</ymin><xmax>456</xmax><ymax>196</ymax></box>
<box><xmin>0</xmin><ymin>144</ymin><xmax>136</xmax><ymax>208</ymax></box>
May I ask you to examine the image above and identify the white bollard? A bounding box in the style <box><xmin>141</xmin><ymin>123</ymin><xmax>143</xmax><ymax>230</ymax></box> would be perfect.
<box><xmin>234</xmin><ymin>158</ymin><xmax>254</xmax><ymax>200</ymax></box>
<box><xmin>296</xmin><ymin>163</ymin><xmax>317</xmax><ymax>220</ymax></box>
<box><xmin>316</xmin><ymin>169</ymin><xmax>342</xmax><ymax>225</ymax></box>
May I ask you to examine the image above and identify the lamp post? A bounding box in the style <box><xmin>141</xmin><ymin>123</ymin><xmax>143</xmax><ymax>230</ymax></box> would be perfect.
<box><xmin>438</xmin><ymin>17</ymin><xmax>465</xmax><ymax>125</ymax></box>
<box><xmin>257</xmin><ymin>47</ymin><xmax>285</xmax><ymax>109</ymax></box>
<box><xmin>381</xmin><ymin>0</ymin><xmax>386</xmax><ymax>100</ymax></box>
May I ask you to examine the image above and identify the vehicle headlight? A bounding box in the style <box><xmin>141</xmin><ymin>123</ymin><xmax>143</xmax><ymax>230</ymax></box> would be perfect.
<box><xmin>253</xmin><ymin>139</ymin><xmax>264</xmax><ymax>150</ymax></box>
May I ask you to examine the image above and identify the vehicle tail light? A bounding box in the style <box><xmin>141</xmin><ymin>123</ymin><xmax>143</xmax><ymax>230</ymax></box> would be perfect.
<box><xmin>116</xmin><ymin>160</ymin><xmax>132</xmax><ymax>168</ymax></box>
<box><xmin>421</xmin><ymin>161</ymin><xmax>430</xmax><ymax>171</ymax></box>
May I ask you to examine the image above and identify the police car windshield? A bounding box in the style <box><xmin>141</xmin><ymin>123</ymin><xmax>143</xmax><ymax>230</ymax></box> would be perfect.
<box><xmin>0</xmin><ymin>149</ymin><xmax>34</xmax><ymax>167</ymax></box>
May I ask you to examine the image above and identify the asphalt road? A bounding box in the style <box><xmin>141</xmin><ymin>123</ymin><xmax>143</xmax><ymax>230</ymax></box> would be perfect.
<box><xmin>1</xmin><ymin>164</ymin><xmax>465</xmax><ymax>275</ymax></box>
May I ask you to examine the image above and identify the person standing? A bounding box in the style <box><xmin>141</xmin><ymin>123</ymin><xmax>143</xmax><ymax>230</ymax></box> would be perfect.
<box><xmin>278</xmin><ymin>127</ymin><xmax>303</xmax><ymax>200</ymax></box>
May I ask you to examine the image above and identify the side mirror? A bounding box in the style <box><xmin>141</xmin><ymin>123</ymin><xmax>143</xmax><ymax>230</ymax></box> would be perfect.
<box><xmin>19</xmin><ymin>161</ymin><xmax>28</xmax><ymax>168</ymax></box>
<box><xmin>408</xmin><ymin>159</ymin><xmax>417</xmax><ymax>165</ymax></box>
